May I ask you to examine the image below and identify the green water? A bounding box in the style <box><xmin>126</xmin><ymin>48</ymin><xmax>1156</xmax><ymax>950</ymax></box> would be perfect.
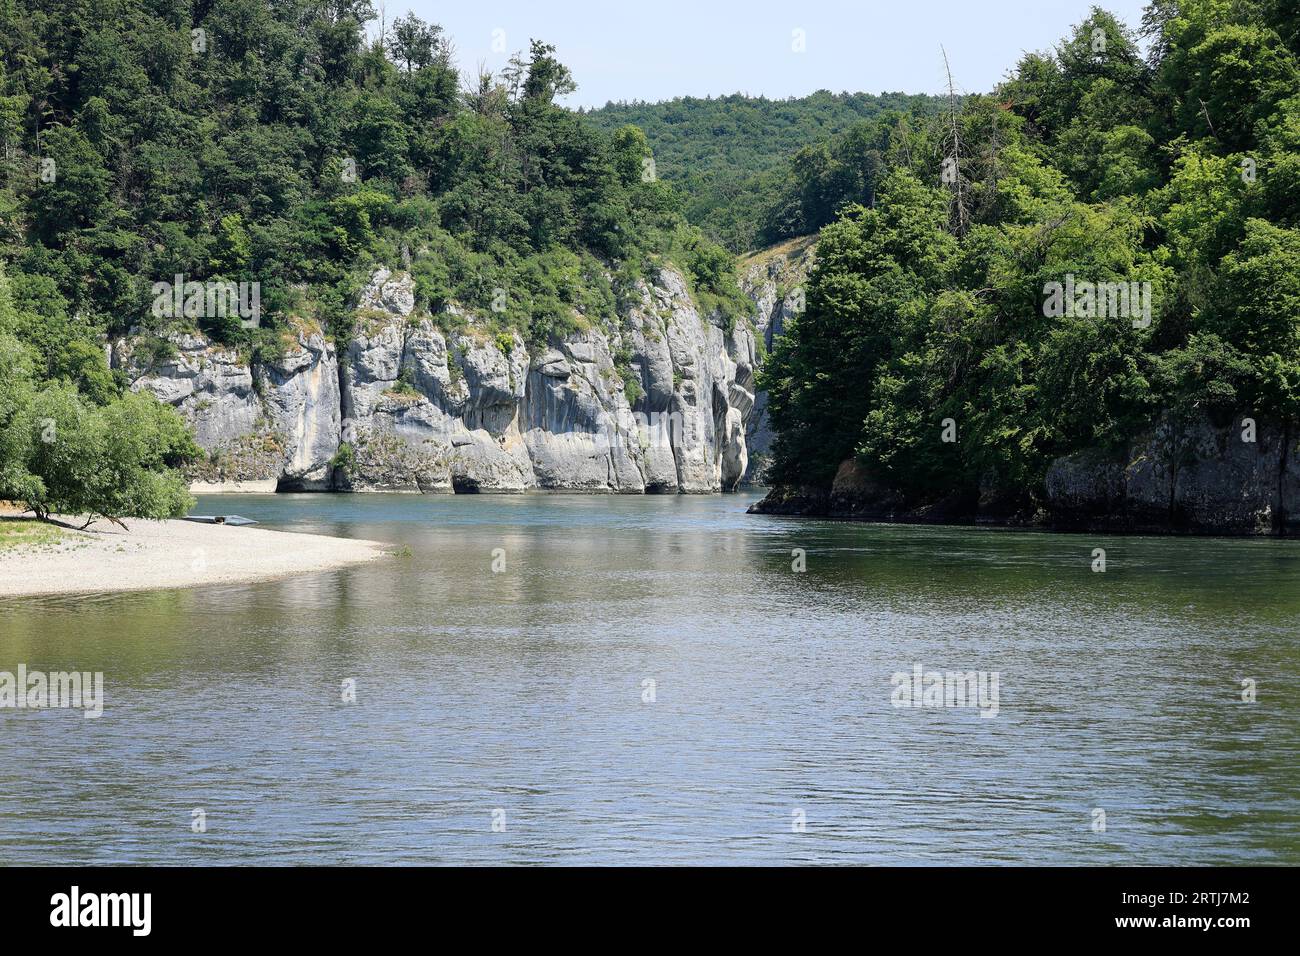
<box><xmin>1</xmin><ymin>492</ymin><xmax>1297</xmax><ymax>864</ymax></box>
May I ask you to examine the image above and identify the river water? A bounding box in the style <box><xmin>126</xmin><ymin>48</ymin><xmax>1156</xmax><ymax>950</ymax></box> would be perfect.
<box><xmin>1</xmin><ymin>492</ymin><xmax>1297</xmax><ymax>864</ymax></box>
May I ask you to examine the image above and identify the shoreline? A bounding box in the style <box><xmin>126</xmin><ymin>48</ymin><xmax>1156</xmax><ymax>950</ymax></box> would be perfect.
<box><xmin>747</xmin><ymin>489</ymin><xmax>1298</xmax><ymax>538</ymax></box>
<box><xmin>745</xmin><ymin>504</ymin><xmax>1300</xmax><ymax>540</ymax></box>
<box><xmin>0</xmin><ymin>516</ymin><xmax>389</xmax><ymax>598</ymax></box>
<box><xmin>194</xmin><ymin>485</ymin><xmax>767</xmax><ymax>496</ymax></box>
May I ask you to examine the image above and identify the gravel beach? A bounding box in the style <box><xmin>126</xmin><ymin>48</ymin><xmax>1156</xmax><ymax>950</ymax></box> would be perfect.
<box><xmin>0</xmin><ymin>516</ymin><xmax>388</xmax><ymax>598</ymax></box>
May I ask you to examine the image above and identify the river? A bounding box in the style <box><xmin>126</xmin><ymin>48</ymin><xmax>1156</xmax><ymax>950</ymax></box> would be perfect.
<box><xmin>1</xmin><ymin>492</ymin><xmax>1297</xmax><ymax>864</ymax></box>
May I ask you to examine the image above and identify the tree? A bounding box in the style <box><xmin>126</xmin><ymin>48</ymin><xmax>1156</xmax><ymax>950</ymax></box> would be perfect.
<box><xmin>386</xmin><ymin>14</ymin><xmax>444</xmax><ymax>73</ymax></box>
<box><xmin>23</xmin><ymin>386</ymin><xmax>197</xmax><ymax>526</ymax></box>
<box><xmin>520</xmin><ymin>41</ymin><xmax>577</xmax><ymax>106</ymax></box>
<box><xmin>1211</xmin><ymin>220</ymin><xmax>1300</xmax><ymax>417</ymax></box>
<box><xmin>28</xmin><ymin>125</ymin><xmax>113</xmax><ymax>245</ymax></box>
<box><xmin>761</xmin><ymin>170</ymin><xmax>955</xmax><ymax>487</ymax></box>
<box><xmin>0</xmin><ymin>333</ymin><xmax>42</xmax><ymax>508</ymax></box>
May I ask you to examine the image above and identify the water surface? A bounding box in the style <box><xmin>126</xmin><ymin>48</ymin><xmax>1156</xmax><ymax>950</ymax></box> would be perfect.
<box><xmin>2</xmin><ymin>492</ymin><xmax>1297</xmax><ymax>864</ymax></box>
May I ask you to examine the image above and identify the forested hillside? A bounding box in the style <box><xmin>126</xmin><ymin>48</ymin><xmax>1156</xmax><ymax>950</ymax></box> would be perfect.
<box><xmin>757</xmin><ymin>0</ymin><xmax>1300</xmax><ymax>530</ymax></box>
<box><xmin>583</xmin><ymin>91</ymin><xmax>945</xmax><ymax>251</ymax></box>
<box><xmin>4</xmin><ymin>0</ymin><xmax>1297</xmax><ymax>530</ymax></box>
<box><xmin>0</xmin><ymin>0</ymin><xmax>747</xmax><ymax>518</ymax></box>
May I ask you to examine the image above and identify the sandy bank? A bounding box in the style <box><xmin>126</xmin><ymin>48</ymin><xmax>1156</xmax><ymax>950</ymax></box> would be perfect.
<box><xmin>0</xmin><ymin>516</ymin><xmax>388</xmax><ymax>598</ymax></box>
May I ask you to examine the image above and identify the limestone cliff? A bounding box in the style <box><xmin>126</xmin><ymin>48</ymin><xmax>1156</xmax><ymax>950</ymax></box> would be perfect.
<box><xmin>1044</xmin><ymin>415</ymin><xmax>1298</xmax><ymax>535</ymax></box>
<box><xmin>116</xmin><ymin>264</ymin><xmax>757</xmax><ymax>495</ymax></box>
<box><xmin>111</xmin><ymin>325</ymin><xmax>340</xmax><ymax>493</ymax></box>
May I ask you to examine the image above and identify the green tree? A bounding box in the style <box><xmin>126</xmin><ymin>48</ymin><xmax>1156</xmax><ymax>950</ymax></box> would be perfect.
<box><xmin>23</xmin><ymin>386</ymin><xmax>197</xmax><ymax>526</ymax></box>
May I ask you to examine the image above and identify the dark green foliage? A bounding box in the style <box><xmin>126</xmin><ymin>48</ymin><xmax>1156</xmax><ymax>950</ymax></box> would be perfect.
<box><xmin>762</xmin><ymin>1</ymin><xmax>1300</xmax><ymax>509</ymax></box>
<box><xmin>1</xmin><ymin>2</ymin><xmax>742</xmax><ymax>348</ymax></box>
<box><xmin>583</xmin><ymin>91</ymin><xmax>946</xmax><ymax>251</ymax></box>
<box><xmin>756</xmin><ymin>111</ymin><xmax>937</xmax><ymax>246</ymax></box>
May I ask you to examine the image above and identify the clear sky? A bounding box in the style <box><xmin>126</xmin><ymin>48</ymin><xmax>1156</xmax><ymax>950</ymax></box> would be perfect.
<box><xmin>378</xmin><ymin>0</ymin><xmax>1152</xmax><ymax>108</ymax></box>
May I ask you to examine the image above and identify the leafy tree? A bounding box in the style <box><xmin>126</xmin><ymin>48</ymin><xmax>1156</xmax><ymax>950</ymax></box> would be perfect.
<box><xmin>22</xmin><ymin>386</ymin><xmax>197</xmax><ymax>526</ymax></box>
<box><xmin>386</xmin><ymin>14</ymin><xmax>444</xmax><ymax>74</ymax></box>
<box><xmin>762</xmin><ymin>170</ymin><xmax>955</xmax><ymax>487</ymax></box>
<box><xmin>0</xmin><ymin>333</ymin><xmax>42</xmax><ymax>508</ymax></box>
<box><xmin>1210</xmin><ymin>220</ymin><xmax>1300</xmax><ymax>416</ymax></box>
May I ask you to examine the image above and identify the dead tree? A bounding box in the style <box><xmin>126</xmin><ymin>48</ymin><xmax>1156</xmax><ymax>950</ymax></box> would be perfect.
<box><xmin>941</xmin><ymin>46</ymin><xmax>969</xmax><ymax>236</ymax></box>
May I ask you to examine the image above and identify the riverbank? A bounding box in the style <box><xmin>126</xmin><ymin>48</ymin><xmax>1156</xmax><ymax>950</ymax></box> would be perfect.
<box><xmin>750</xmin><ymin>410</ymin><xmax>1300</xmax><ymax>538</ymax></box>
<box><xmin>745</xmin><ymin>481</ymin><xmax>1294</xmax><ymax>537</ymax></box>
<box><xmin>0</xmin><ymin>513</ymin><xmax>388</xmax><ymax>597</ymax></box>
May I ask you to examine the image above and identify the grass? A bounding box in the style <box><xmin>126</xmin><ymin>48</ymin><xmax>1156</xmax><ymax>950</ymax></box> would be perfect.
<box><xmin>737</xmin><ymin>233</ymin><xmax>818</xmax><ymax>274</ymax></box>
<box><xmin>0</xmin><ymin>519</ymin><xmax>67</xmax><ymax>552</ymax></box>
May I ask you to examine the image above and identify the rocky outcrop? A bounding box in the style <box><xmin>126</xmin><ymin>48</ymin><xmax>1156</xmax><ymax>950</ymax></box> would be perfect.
<box><xmin>751</xmin><ymin>414</ymin><xmax>1300</xmax><ymax>536</ymax></box>
<box><xmin>123</xmin><ymin>264</ymin><xmax>756</xmax><ymax>495</ymax></box>
<box><xmin>339</xmin><ymin>266</ymin><xmax>755</xmax><ymax>493</ymax></box>
<box><xmin>112</xmin><ymin>323</ymin><xmax>341</xmax><ymax>492</ymax></box>
<box><xmin>749</xmin><ymin>458</ymin><xmax>976</xmax><ymax>524</ymax></box>
<box><xmin>738</xmin><ymin>236</ymin><xmax>816</xmax><ymax>483</ymax></box>
<box><xmin>1045</xmin><ymin>414</ymin><xmax>1295</xmax><ymax>535</ymax></box>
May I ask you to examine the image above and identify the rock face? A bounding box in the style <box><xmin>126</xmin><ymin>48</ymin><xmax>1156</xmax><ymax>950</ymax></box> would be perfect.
<box><xmin>122</xmin><ymin>265</ymin><xmax>756</xmax><ymax>495</ymax></box>
<box><xmin>737</xmin><ymin>237</ymin><xmax>816</xmax><ymax>483</ymax></box>
<box><xmin>1045</xmin><ymin>415</ymin><xmax>1297</xmax><ymax>535</ymax></box>
<box><xmin>112</xmin><ymin>324</ymin><xmax>341</xmax><ymax>492</ymax></box>
<box><xmin>752</xmin><ymin>414</ymin><xmax>1300</xmax><ymax>536</ymax></box>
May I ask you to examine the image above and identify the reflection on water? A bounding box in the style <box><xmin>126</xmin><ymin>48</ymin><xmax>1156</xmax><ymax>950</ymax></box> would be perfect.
<box><xmin>1</xmin><ymin>492</ymin><xmax>1297</xmax><ymax>864</ymax></box>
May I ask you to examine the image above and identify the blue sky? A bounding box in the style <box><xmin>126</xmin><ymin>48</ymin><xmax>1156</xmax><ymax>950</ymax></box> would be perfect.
<box><xmin>380</xmin><ymin>0</ymin><xmax>1153</xmax><ymax>108</ymax></box>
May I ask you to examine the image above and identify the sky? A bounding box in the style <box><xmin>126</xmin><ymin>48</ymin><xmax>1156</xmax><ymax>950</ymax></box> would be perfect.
<box><xmin>379</xmin><ymin>0</ymin><xmax>1153</xmax><ymax>109</ymax></box>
